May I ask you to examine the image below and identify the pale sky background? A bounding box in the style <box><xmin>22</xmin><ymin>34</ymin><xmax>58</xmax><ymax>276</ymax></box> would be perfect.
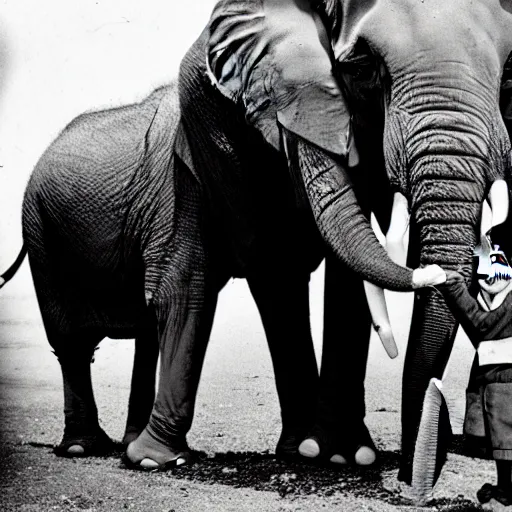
<box><xmin>0</xmin><ymin>0</ymin><xmax>218</xmax><ymax>295</ymax></box>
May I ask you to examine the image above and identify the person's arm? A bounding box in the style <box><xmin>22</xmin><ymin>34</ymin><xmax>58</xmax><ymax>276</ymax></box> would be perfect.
<box><xmin>437</xmin><ymin>271</ymin><xmax>510</xmax><ymax>343</ymax></box>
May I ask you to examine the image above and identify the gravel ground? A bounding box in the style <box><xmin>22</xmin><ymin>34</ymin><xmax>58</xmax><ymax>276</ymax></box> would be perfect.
<box><xmin>0</xmin><ymin>265</ymin><xmax>493</xmax><ymax>511</ymax></box>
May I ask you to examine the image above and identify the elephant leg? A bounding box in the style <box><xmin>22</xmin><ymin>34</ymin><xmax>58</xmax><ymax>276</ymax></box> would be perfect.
<box><xmin>125</xmin><ymin>163</ymin><xmax>220</xmax><ymax>469</ymax></box>
<box><xmin>125</xmin><ymin>286</ymin><xmax>217</xmax><ymax>469</ymax></box>
<box><xmin>28</xmin><ymin>248</ymin><xmax>113</xmax><ymax>457</ymax></box>
<box><xmin>247</xmin><ymin>268</ymin><xmax>319</xmax><ymax>459</ymax></box>
<box><xmin>122</xmin><ymin>326</ymin><xmax>160</xmax><ymax>445</ymax></box>
<box><xmin>301</xmin><ymin>251</ymin><xmax>375</xmax><ymax>466</ymax></box>
<box><xmin>25</xmin><ymin>194</ymin><xmax>121</xmax><ymax>457</ymax></box>
<box><xmin>53</xmin><ymin>337</ymin><xmax>114</xmax><ymax>457</ymax></box>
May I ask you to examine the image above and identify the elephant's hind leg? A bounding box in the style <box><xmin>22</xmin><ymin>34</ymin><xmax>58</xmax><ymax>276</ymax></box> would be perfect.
<box><xmin>122</xmin><ymin>327</ymin><xmax>159</xmax><ymax>445</ymax></box>
<box><xmin>26</xmin><ymin>235</ymin><xmax>114</xmax><ymax>457</ymax></box>
<box><xmin>52</xmin><ymin>336</ymin><xmax>115</xmax><ymax>457</ymax></box>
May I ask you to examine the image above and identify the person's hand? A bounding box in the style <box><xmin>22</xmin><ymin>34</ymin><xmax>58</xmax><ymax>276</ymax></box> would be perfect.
<box><xmin>412</xmin><ymin>264</ymin><xmax>447</xmax><ymax>288</ymax></box>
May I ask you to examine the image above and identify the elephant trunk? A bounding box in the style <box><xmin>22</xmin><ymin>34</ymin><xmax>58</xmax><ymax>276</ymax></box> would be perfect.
<box><xmin>398</xmin><ymin>142</ymin><xmax>495</xmax><ymax>482</ymax></box>
<box><xmin>292</xmin><ymin>134</ymin><xmax>414</xmax><ymax>291</ymax></box>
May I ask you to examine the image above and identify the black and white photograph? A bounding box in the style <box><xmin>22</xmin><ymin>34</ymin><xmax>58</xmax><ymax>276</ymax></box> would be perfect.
<box><xmin>1</xmin><ymin>1</ymin><xmax>512</xmax><ymax>510</ymax></box>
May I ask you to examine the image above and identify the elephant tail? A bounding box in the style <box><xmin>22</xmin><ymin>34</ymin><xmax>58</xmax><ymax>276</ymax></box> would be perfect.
<box><xmin>0</xmin><ymin>244</ymin><xmax>28</xmax><ymax>289</ymax></box>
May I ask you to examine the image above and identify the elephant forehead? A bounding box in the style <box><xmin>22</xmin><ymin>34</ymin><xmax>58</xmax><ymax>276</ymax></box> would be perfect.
<box><xmin>331</xmin><ymin>0</ymin><xmax>511</xmax><ymax>75</ymax></box>
<box><xmin>206</xmin><ymin>0</ymin><xmax>352</xmax><ymax>156</ymax></box>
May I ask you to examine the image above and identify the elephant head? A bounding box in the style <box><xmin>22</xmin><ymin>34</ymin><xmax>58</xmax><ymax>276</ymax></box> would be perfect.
<box><xmin>314</xmin><ymin>0</ymin><xmax>512</xmax><ymax>481</ymax></box>
<box><xmin>203</xmin><ymin>0</ymin><xmax>452</xmax><ymax>294</ymax></box>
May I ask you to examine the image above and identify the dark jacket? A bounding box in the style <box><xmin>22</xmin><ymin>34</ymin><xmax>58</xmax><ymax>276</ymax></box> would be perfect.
<box><xmin>437</xmin><ymin>271</ymin><xmax>512</xmax><ymax>348</ymax></box>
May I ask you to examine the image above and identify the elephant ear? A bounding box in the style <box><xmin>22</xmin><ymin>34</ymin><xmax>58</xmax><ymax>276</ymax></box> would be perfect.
<box><xmin>312</xmin><ymin>0</ymin><xmax>378</xmax><ymax>61</ymax></box>
<box><xmin>206</xmin><ymin>0</ymin><xmax>353</xmax><ymax>157</ymax></box>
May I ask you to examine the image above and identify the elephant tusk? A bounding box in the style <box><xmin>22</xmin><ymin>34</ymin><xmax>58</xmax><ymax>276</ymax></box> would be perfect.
<box><xmin>363</xmin><ymin>204</ymin><xmax>406</xmax><ymax>360</ymax></box>
<box><xmin>480</xmin><ymin>200</ymin><xmax>492</xmax><ymax>237</ymax></box>
<box><xmin>488</xmin><ymin>179</ymin><xmax>509</xmax><ymax>229</ymax></box>
<box><xmin>385</xmin><ymin>192</ymin><xmax>410</xmax><ymax>265</ymax></box>
<box><xmin>364</xmin><ymin>280</ymin><xmax>399</xmax><ymax>359</ymax></box>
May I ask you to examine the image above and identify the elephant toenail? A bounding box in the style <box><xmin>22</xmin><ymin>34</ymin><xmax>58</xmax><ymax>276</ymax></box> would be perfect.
<box><xmin>355</xmin><ymin>446</ymin><xmax>376</xmax><ymax>466</ymax></box>
<box><xmin>67</xmin><ymin>445</ymin><xmax>85</xmax><ymax>456</ymax></box>
<box><xmin>140</xmin><ymin>457</ymin><xmax>159</xmax><ymax>469</ymax></box>
<box><xmin>329</xmin><ymin>454</ymin><xmax>348</xmax><ymax>465</ymax></box>
<box><xmin>298</xmin><ymin>438</ymin><xmax>320</xmax><ymax>458</ymax></box>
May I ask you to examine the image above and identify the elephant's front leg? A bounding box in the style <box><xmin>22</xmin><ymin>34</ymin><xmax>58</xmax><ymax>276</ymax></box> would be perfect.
<box><xmin>125</xmin><ymin>164</ymin><xmax>219</xmax><ymax>470</ymax></box>
<box><xmin>122</xmin><ymin>327</ymin><xmax>160</xmax><ymax>445</ymax></box>
<box><xmin>125</xmin><ymin>280</ymin><xmax>218</xmax><ymax>470</ymax></box>
<box><xmin>300</xmin><ymin>253</ymin><xmax>376</xmax><ymax>466</ymax></box>
<box><xmin>247</xmin><ymin>267</ymin><xmax>319</xmax><ymax>459</ymax></box>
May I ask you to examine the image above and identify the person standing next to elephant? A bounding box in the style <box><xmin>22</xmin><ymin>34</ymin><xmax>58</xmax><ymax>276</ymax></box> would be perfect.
<box><xmin>437</xmin><ymin>235</ymin><xmax>512</xmax><ymax>510</ymax></box>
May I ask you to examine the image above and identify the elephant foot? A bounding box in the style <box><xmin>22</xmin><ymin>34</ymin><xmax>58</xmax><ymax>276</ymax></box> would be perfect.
<box><xmin>124</xmin><ymin>428</ymin><xmax>191</xmax><ymax>471</ymax></box>
<box><xmin>275</xmin><ymin>426</ymin><xmax>311</xmax><ymax>461</ymax></box>
<box><xmin>298</xmin><ymin>437</ymin><xmax>348</xmax><ymax>465</ymax></box>
<box><xmin>54</xmin><ymin>426</ymin><xmax>115</xmax><ymax>458</ymax></box>
<box><xmin>298</xmin><ymin>423</ymin><xmax>377</xmax><ymax>467</ymax></box>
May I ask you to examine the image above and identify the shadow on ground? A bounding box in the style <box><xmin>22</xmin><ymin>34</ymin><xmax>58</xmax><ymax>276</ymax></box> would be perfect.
<box><xmin>23</xmin><ymin>440</ymin><xmax>483</xmax><ymax>511</ymax></box>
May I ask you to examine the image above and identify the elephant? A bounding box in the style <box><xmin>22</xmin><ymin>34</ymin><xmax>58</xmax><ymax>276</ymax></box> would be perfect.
<box><xmin>1</xmin><ymin>0</ymin><xmax>444</xmax><ymax>471</ymax></box>
<box><xmin>126</xmin><ymin>0</ymin><xmax>512</xmax><ymax>481</ymax></box>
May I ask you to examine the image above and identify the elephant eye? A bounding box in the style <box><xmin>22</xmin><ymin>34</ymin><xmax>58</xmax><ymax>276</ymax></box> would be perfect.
<box><xmin>336</xmin><ymin>39</ymin><xmax>384</xmax><ymax>101</ymax></box>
